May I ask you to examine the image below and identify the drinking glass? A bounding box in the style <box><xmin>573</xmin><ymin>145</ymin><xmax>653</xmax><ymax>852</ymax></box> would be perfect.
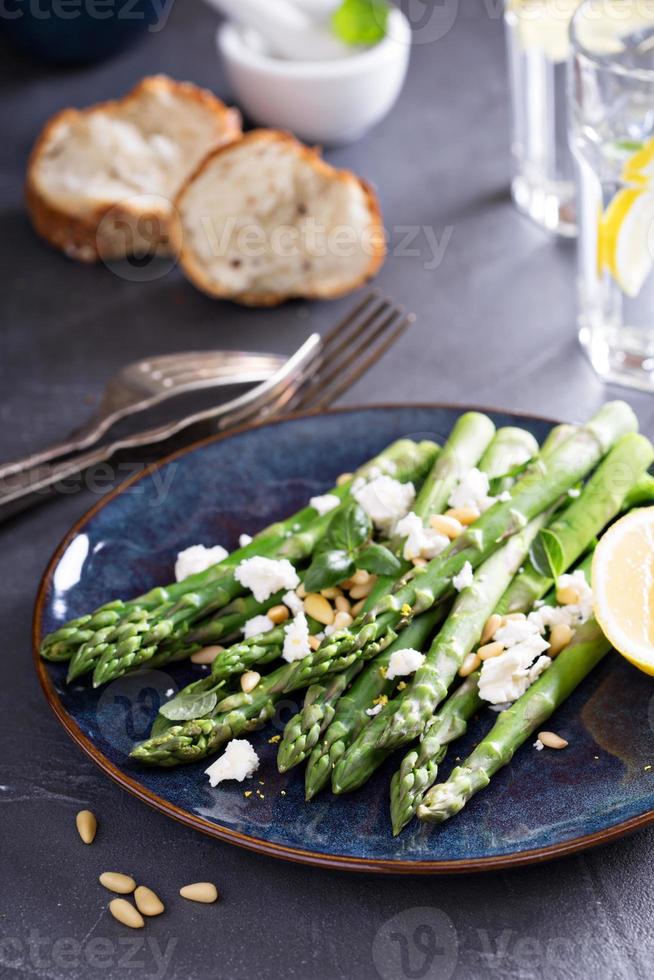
<box><xmin>504</xmin><ymin>0</ymin><xmax>582</xmax><ymax>236</ymax></box>
<box><xmin>570</xmin><ymin>0</ymin><xmax>654</xmax><ymax>391</ymax></box>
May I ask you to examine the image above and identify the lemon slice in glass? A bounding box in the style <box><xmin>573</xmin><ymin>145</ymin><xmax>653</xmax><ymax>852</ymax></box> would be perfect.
<box><xmin>600</xmin><ymin>187</ymin><xmax>654</xmax><ymax>297</ymax></box>
<box><xmin>592</xmin><ymin>507</ymin><xmax>654</xmax><ymax>675</ymax></box>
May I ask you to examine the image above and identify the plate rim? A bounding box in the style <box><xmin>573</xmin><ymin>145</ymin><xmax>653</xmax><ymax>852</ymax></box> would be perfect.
<box><xmin>32</xmin><ymin>402</ymin><xmax>654</xmax><ymax>874</ymax></box>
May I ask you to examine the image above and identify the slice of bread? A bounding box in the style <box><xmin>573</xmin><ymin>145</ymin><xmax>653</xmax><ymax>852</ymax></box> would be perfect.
<box><xmin>172</xmin><ymin>130</ymin><xmax>385</xmax><ymax>306</ymax></box>
<box><xmin>26</xmin><ymin>75</ymin><xmax>241</xmax><ymax>263</ymax></box>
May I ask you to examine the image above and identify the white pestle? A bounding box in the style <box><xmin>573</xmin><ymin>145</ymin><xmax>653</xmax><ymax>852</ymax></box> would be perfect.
<box><xmin>203</xmin><ymin>0</ymin><xmax>352</xmax><ymax>61</ymax></box>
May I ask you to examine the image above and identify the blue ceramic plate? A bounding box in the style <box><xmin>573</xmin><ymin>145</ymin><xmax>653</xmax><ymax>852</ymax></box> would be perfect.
<box><xmin>33</xmin><ymin>406</ymin><xmax>654</xmax><ymax>873</ymax></box>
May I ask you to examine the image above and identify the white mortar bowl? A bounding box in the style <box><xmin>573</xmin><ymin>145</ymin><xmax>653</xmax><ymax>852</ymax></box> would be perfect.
<box><xmin>217</xmin><ymin>9</ymin><xmax>411</xmax><ymax>145</ymax></box>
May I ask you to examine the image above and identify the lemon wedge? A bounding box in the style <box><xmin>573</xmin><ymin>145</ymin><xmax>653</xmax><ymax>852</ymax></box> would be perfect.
<box><xmin>600</xmin><ymin>186</ymin><xmax>654</xmax><ymax>298</ymax></box>
<box><xmin>622</xmin><ymin>138</ymin><xmax>654</xmax><ymax>187</ymax></box>
<box><xmin>592</xmin><ymin>507</ymin><xmax>654</xmax><ymax>675</ymax></box>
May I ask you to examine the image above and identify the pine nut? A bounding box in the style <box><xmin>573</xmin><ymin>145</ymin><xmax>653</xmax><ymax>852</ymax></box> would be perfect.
<box><xmin>267</xmin><ymin>605</ymin><xmax>289</xmax><ymax>625</ymax></box>
<box><xmin>477</xmin><ymin>641</ymin><xmax>504</xmax><ymax>661</ymax></box>
<box><xmin>445</xmin><ymin>506</ymin><xmax>480</xmax><ymax>526</ymax></box>
<box><xmin>109</xmin><ymin>898</ymin><xmax>144</xmax><ymax>929</ymax></box>
<box><xmin>430</xmin><ymin>514</ymin><xmax>463</xmax><ymax>539</ymax></box>
<box><xmin>99</xmin><ymin>872</ymin><xmax>136</xmax><ymax>894</ymax></box>
<box><xmin>240</xmin><ymin>671</ymin><xmax>261</xmax><ymax>693</ymax></box>
<box><xmin>349</xmin><ymin>579</ymin><xmax>375</xmax><ymax>600</ymax></box>
<box><xmin>336</xmin><ymin>472</ymin><xmax>352</xmax><ymax>486</ymax></box>
<box><xmin>350</xmin><ymin>599</ymin><xmax>366</xmax><ymax>617</ymax></box>
<box><xmin>504</xmin><ymin>612</ymin><xmax>526</xmax><ymax>621</ymax></box>
<box><xmin>75</xmin><ymin>810</ymin><xmax>97</xmax><ymax>845</ymax></box>
<box><xmin>333</xmin><ymin>611</ymin><xmax>353</xmax><ymax>630</ymax></box>
<box><xmin>308</xmin><ymin>635</ymin><xmax>321</xmax><ymax>651</ymax></box>
<box><xmin>537</xmin><ymin>731</ymin><xmax>568</xmax><ymax>749</ymax></box>
<box><xmin>321</xmin><ymin>587</ymin><xmax>342</xmax><ymax>599</ymax></box>
<box><xmin>556</xmin><ymin>586</ymin><xmax>580</xmax><ymax>606</ymax></box>
<box><xmin>412</xmin><ymin>557</ymin><xmax>428</xmax><ymax>567</ymax></box>
<box><xmin>352</xmin><ymin>569</ymin><xmax>371</xmax><ymax>586</ymax></box>
<box><xmin>190</xmin><ymin>645</ymin><xmax>223</xmax><ymax>665</ymax></box>
<box><xmin>179</xmin><ymin>882</ymin><xmax>219</xmax><ymax>903</ymax></box>
<box><xmin>134</xmin><ymin>885</ymin><xmax>164</xmax><ymax>917</ymax></box>
<box><xmin>296</xmin><ymin>583</ymin><xmax>307</xmax><ymax>599</ymax></box>
<box><xmin>335</xmin><ymin>595</ymin><xmax>351</xmax><ymax>613</ymax></box>
<box><xmin>548</xmin><ymin>623</ymin><xmax>574</xmax><ymax>657</ymax></box>
<box><xmin>341</xmin><ymin>577</ymin><xmax>355</xmax><ymax>590</ymax></box>
<box><xmin>458</xmin><ymin>652</ymin><xmax>481</xmax><ymax>677</ymax></box>
<box><xmin>480</xmin><ymin>614</ymin><xmax>504</xmax><ymax>645</ymax></box>
<box><xmin>304</xmin><ymin>593</ymin><xmax>335</xmax><ymax>625</ymax></box>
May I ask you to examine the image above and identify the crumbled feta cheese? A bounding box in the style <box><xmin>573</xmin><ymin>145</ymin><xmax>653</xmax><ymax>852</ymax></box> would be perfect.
<box><xmin>380</xmin><ymin>458</ymin><xmax>397</xmax><ymax>475</ymax></box>
<box><xmin>533</xmin><ymin>738</ymin><xmax>544</xmax><ymax>751</ymax></box>
<box><xmin>452</xmin><ymin>561</ymin><xmax>474</xmax><ymax>592</ymax></box>
<box><xmin>239</xmin><ymin>533</ymin><xmax>253</xmax><ymax>547</ymax></box>
<box><xmin>175</xmin><ymin>544</ymin><xmax>229</xmax><ymax>582</ymax></box>
<box><xmin>282</xmin><ymin>590</ymin><xmax>304</xmax><ymax>616</ymax></box>
<box><xmin>242</xmin><ymin>615</ymin><xmax>275</xmax><ymax>639</ymax></box>
<box><xmin>366</xmin><ymin>703</ymin><xmax>383</xmax><ymax>716</ymax></box>
<box><xmin>235</xmin><ymin>556</ymin><xmax>299</xmax><ymax>603</ymax></box>
<box><xmin>497</xmin><ymin>490</ymin><xmax>512</xmax><ymax>502</ymax></box>
<box><xmin>309</xmin><ymin>493</ymin><xmax>340</xmax><ymax>516</ymax></box>
<box><xmin>395</xmin><ymin>511</ymin><xmax>449</xmax><ymax>561</ymax></box>
<box><xmin>282</xmin><ymin>611</ymin><xmax>311</xmax><ymax>662</ymax></box>
<box><xmin>568</xmin><ymin>487</ymin><xmax>581</xmax><ymax>498</ymax></box>
<box><xmin>165</xmin><ymin>688</ymin><xmax>174</xmax><ymax>698</ymax></box>
<box><xmin>386</xmin><ymin>647</ymin><xmax>425</xmax><ymax>680</ymax></box>
<box><xmin>448</xmin><ymin>468</ymin><xmax>495</xmax><ymax>513</ymax></box>
<box><xmin>528</xmin><ymin>570</ymin><xmax>593</xmax><ymax>632</ymax></box>
<box><xmin>205</xmin><ymin>739</ymin><xmax>260</xmax><ymax>786</ymax></box>
<box><xmin>353</xmin><ymin>476</ymin><xmax>415</xmax><ymax>534</ymax></box>
<box><xmin>478</xmin><ymin>641</ymin><xmax>551</xmax><ymax>704</ymax></box>
<box><xmin>494</xmin><ymin>617</ymin><xmax>542</xmax><ymax>646</ymax></box>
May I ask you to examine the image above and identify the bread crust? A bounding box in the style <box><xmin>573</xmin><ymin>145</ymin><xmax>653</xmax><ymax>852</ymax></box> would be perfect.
<box><xmin>172</xmin><ymin>129</ymin><xmax>386</xmax><ymax>306</ymax></box>
<box><xmin>25</xmin><ymin>76</ymin><xmax>241</xmax><ymax>263</ymax></box>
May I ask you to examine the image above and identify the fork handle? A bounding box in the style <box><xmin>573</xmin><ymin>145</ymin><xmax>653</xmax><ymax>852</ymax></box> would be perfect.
<box><xmin>0</xmin><ymin>335</ymin><xmax>321</xmax><ymax>523</ymax></box>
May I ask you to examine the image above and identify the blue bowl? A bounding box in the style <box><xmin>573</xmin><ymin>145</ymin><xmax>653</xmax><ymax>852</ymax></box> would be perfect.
<box><xmin>1</xmin><ymin>0</ymin><xmax>174</xmax><ymax>64</ymax></box>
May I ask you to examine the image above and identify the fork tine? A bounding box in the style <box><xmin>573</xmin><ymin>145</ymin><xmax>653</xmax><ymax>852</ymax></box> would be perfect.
<box><xmin>319</xmin><ymin>290</ymin><xmax>381</xmax><ymax>354</ymax></box>
<box><xmin>294</xmin><ymin>311</ymin><xmax>414</xmax><ymax>413</ymax></box>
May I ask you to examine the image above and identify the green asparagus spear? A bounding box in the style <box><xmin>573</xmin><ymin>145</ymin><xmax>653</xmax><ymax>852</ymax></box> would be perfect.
<box><xmin>622</xmin><ymin>472</ymin><xmax>654</xmax><ymax>510</ymax></box>
<box><xmin>417</xmin><ymin>617</ymin><xmax>611</xmax><ymax>824</ymax></box>
<box><xmin>331</xmin><ymin>514</ymin><xmax>549</xmax><ymax>792</ymax></box>
<box><xmin>411</xmin><ymin>412</ymin><xmax>495</xmax><ymax>521</ymax></box>
<box><xmin>279</xmin><ymin>403</ymin><xmax>635</xmax><ymax>694</ymax></box>
<box><xmin>389</xmin><ymin>674</ymin><xmax>483</xmax><ymax>835</ymax></box>
<box><xmin>277</xmin><ymin>661</ymin><xmax>365</xmax><ymax>773</ymax></box>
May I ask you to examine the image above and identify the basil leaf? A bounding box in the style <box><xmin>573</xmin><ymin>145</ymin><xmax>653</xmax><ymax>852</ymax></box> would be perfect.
<box><xmin>332</xmin><ymin>0</ymin><xmax>389</xmax><ymax>46</ymax></box>
<box><xmin>356</xmin><ymin>543</ymin><xmax>402</xmax><ymax>576</ymax></box>
<box><xmin>304</xmin><ymin>549</ymin><xmax>355</xmax><ymax>592</ymax></box>
<box><xmin>326</xmin><ymin>502</ymin><xmax>371</xmax><ymax>555</ymax></box>
<box><xmin>160</xmin><ymin>689</ymin><xmax>219</xmax><ymax>721</ymax></box>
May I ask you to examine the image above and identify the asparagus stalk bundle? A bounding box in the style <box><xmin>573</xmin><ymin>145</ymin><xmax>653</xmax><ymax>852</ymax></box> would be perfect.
<box><xmin>331</xmin><ymin>513</ymin><xmax>549</xmax><ymax>794</ymax></box>
<box><xmin>54</xmin><ymin>438</ymin><xmax>437</xmax><ymax>684</ymax></box>
<box><xmin>389</xmin><ymin>675</ymin><xmax>483</xmax><ymax>835</ymax></box>
<box><xmin>294</xmin><ymin>424</ymin><xmax>538</xmax><ymax>794</ymax></box>
<box><xmin>417</xmin><ymin>617</ymin><xmax>611</xmax><ymax>824</ymax></box>
<box><xmin>278</xmin><ymin>403</ymin><xmax>636</xmax><ymax>696</ymax></box>
<box><xmin>276</xmin><ymin>415</ymin><xmax>503</xmax><ymax>774</ymax></box>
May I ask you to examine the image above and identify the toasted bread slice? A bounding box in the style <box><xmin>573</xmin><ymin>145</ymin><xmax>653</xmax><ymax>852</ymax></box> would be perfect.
<box><xmin>173</xmin><ymin>130</ymin><xmax>385</xmax><ymax>305</ymax></box>
<box><xmin>26</xmin><ymin>75</ymin><xmax>241</xmax><ymax>263</ymax></box>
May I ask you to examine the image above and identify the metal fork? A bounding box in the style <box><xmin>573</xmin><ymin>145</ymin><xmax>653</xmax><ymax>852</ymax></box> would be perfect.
<box><xmin>0</xmin><ymin>292</ymin><xmax>413</xmax><ymax>520</ymax></box>
<box><xmin>0</xmin><ymin>349</ymin><xmax>286</xmax><ymax>480</ymax></box>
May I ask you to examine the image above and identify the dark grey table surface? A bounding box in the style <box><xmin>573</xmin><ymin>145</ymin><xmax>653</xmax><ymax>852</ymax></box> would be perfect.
<box><xmin>2</xmin><ymin>3</ymin><xmax>653</xmax><ymax>979</ymax></box>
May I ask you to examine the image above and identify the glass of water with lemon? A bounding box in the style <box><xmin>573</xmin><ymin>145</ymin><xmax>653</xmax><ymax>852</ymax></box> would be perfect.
<box><xmin>505</xmin><ymin>0</ymin><xmax>582</xmax><ymax>236</ymax></box>
<box><xmin>570</xmin><ymin>0</ymin><xmax>654</xmax><ymax>390</ymax></box>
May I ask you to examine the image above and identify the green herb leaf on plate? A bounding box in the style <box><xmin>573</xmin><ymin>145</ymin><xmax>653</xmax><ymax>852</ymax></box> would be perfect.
<box><xmin>355</xmin><ymin>542</ymin><xmax>402</xmax><ymax>576</ymax></box>
<box><xmin>304</xmin><ymin>549</ymin><xmax>355</xmax><ymax>593</ymax></box>
<box><xmin>160</xmin><ymin>688</ymin><xmax>221</xmax><ymax>721</ymax></box>
<box><xmin>327</xmin><ymin>501</ymin><xmax>371</xmax><ymax>554</ymax></box>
